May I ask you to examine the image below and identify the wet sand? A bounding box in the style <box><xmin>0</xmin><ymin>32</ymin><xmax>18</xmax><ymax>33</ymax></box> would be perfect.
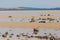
<box><xmin>0</xmin><ymin>22</ymin><xmax>59</xmax><ymax>29</ymax></box>
<box><xmin>0</xmin><ymin>10</ymin><xmax>60</xmax><ymax>40</ymax></box>
<box><xmin>0</xmin><ymin>10</ymin><xmax>60</xmax><ymax>29</ymax></box>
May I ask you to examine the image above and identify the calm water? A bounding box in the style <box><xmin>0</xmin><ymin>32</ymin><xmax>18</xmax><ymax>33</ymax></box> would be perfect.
<box><xmin>0</xmin><ymin>10</ymin><xmax>60</xmax><ymax>16</ymax></box>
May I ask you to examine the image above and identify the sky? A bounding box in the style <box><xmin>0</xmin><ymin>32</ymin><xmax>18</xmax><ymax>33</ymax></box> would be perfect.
<box><xmin>0</xmin><ymin>0</ymin><xmax>60</xmax><ymax>8</ymax></box>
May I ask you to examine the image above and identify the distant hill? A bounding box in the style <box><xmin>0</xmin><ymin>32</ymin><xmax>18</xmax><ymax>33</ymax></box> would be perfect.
<box><xmin>18</xmin><ymin>7</ymin><xmax>60</xmax><ymax>10</ymax></box>
<box><xmin>0</xmin><ymin>7</ymin><xmax>60</xmax><ymax>10</ymax></box>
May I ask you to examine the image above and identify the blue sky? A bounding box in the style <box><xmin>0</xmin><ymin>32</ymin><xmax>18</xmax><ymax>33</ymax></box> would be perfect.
<box><xmin>0</xmin><ymin>0</ymin><xmax>60</xmax><ymax>8</ymax></box>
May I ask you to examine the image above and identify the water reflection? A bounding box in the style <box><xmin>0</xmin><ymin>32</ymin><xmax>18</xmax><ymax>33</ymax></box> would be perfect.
<box><xmin>0</xmin><ymin>28</ymin><xmax>60</xmax><ymax>40</ymax></box>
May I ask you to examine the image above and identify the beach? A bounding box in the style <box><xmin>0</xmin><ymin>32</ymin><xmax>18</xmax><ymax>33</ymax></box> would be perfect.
<box><xmin>0</xmin><ymin>10</ymin><xmax>60</xmax><ymax>28</ymax></box>
<box><xmin>0</xmin><ymin>10</ymin><xmax>60</xmax><ymax>40</ymax></box>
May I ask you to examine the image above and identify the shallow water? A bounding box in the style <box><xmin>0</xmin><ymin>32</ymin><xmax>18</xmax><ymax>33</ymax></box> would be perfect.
<box><xmin>0</xmin><ymin>28</ymin><xmax>60</xmax><ymax>37</ymax></box>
